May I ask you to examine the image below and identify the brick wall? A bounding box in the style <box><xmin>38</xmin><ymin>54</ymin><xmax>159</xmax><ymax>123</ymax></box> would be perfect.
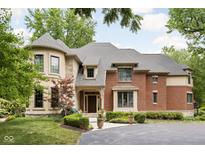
<box><xmin>104</xmin><ymin>72</ymin><xmax>118</xmax><ymax>111</ymax></box>
<box><xmin>145</xmin><ymin>75</ymin><xmax>167</xmax><ymax>111</ymax></box>
<box><xmin>132</xmin><ymin>72</ymin><xmax>146</xmax><ymax>111</ymax></box>
<box><xmin>167</xmin><ymin>86</ymin><xmax>194</xmax><ymax>110</ymax></box>
<box><xmin>104</xmin><ymin>70</ymin><xmax>194</xmax><ymax>111</ymax></box>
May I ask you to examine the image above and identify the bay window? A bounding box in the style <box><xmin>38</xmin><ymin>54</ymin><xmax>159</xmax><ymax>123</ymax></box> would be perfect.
<box><xmin>118</xmin><ymin>91</ymin><xmax>133</xmax><ymax>108</ymax></box>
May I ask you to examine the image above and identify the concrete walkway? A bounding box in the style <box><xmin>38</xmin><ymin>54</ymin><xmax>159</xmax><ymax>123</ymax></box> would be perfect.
<box><xmin>89</xmin><ymin>118</ymin><xmax>130</xmax><ymax>131</ymax></box>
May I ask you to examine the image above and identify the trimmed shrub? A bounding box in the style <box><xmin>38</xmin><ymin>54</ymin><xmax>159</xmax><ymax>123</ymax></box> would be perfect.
<box><xmin>134</xmin><ymin>113</ymin><xmax>146</xmax><ymax>123</ymax></box>
<box><xmin>145</xmin><ymin>112</ymin><xmax>183</xmax><ymax>120</ymax></box>
<box><xmin>105</xmin><ymin>111</ymin><xmax>129</xmax><ymax>121</ymax></box>
<box><xmin>109</xmin><ymin>117</ymin><xmax>129</xmax><ymax>123</ymax></box>
<box><xmin>64</xmin><ymin>113</ymin><xmax>89</xmax><ymax>130</ymax></box>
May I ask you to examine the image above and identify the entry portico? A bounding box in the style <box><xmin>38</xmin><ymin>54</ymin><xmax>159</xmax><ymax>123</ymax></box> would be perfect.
<box><xmin>76</xmin><ymin>86</ymin><xmax>104</xmax><ymax>113</ymax></box>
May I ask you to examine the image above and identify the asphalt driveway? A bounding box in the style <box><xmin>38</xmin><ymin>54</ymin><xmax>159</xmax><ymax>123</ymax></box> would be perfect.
<box><xmin>79</xmin><ymin>123</ymin><xmax>205</xmax><ymax>145</ymax></box>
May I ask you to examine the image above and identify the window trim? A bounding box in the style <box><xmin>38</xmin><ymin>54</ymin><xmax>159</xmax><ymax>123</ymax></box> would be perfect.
<box><xmin>50</xmin><ymin>55</ymin><xmax>60</xmax><ymax>74</ymax></box>
<box><xmin>152</xmin><ymin>91</ymin><xmax>158</xmax><ymax>104</ymax></box>
<box><xmin>118</xmin><ymin>67</ymin><xmax>132</xmax><ymax>82</ymax></box>
<box><xmin>34</xmin><ymin>54</ymin><xmax>44</xmax><ymax>72</ymax></box>
<box><xmin>117</xmin><ymin>91</ymin><xmax>134</xmax><ymax>108</ymax></box>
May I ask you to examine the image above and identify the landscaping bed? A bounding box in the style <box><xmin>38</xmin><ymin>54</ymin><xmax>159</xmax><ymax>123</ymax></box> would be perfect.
<box><xmin>106</xmin><ymin>111</ymin><xmax>184</xmax><ymax>124</ymax></box>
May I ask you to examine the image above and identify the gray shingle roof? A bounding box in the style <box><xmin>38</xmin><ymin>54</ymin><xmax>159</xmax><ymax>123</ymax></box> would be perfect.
<box><xmin>72</xmin><ymin>42</ymin><xmax>189</xmax><ymax>86</ymax></box>
<box><xmin>83</xmin><ymin>57</ymin><xmax>100</xmax><ymax>66</ymax></box>
<box><xmin>29</xmin><ymin>34</ymin><xmax>189</xmax><ymax>87</ymax></box>
<box><xmin>30</xmin><ymin>33</ymin><xmax>72</xmax><ymax>54</ymax></box>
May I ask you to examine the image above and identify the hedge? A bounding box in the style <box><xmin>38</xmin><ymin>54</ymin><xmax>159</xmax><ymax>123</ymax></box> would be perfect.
<box><xmin>64</xmin><ymin>113</ymin><xmax>89</xmax><ymax>130</ymax></box>
<box><xmin>145</xmin><ymin>112</ymin><xmax>183</xmax><ymax>120</ymax></box>
<box><xmin>106</xmin><ymin>111</ymin><xmax>129</xmax><ymax>121</ymax></box>
<box><xmin>106</xmin><ymin>111</ymin><xmax>184</xmax><ymax>121</ymax></box>
<box><xmin>109</xmin><ymin>117</ymin><xmax>129</xmax><ymax>123</ymax></box>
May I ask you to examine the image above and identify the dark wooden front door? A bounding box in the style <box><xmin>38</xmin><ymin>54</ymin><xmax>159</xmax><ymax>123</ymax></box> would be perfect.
<box><xmin>88</xmin><ymin>96</ymin><xmax>96</xmax><ymax>113</ymax></box>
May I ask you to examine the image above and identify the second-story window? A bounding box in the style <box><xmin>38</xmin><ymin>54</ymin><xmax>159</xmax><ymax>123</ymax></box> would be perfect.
<box><xmin>87</xmin><ymin>68</ymin><xmax>94</xmax><ymax>78</ymax></box>
<box><xmin>152</xmin><ymin>75</ymin><xmax>158</xmax><ymax>84</ymax></box>
<box><xmin>118</xmin><ymin>68</ymin><xmax>132</xmax><ymax>81</ymax></box>
<box><xmin>188</xmin><ymin>73</ymin><xmax>191</xmax><ymax>84</ymax></box>
<box><xmin>34</xmin><ymin>54</ymin><xmax>44</xmax><ymax>72</ymax></box>
<box><xmin>50</xmin><ymin>56</ymin><xmax>59</xmax><ymax>74</ymax></box>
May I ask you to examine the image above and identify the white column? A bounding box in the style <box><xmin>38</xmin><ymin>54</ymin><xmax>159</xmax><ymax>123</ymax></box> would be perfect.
<box><xmin>113</xmin><ymin>90</ymin><xmax>117</xmax><ymax>112</ymax></box>
<box><xmin>100</xmin><ymin>88</ymin><xmax>105</xmax><ymax>110</ymax></box>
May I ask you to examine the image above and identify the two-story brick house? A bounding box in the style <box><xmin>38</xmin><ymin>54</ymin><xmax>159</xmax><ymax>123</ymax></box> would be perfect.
<box><xmin>26</xmin><ymin>33</ymin><xmax>194</xmax><ymax>116</ymax></box>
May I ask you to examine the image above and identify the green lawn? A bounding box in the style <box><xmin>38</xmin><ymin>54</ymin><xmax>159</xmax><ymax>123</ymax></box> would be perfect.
<box><xmin>0</xmin><ymin>116</ymin><xmax>81</xmax><ymax>145</ymax></box>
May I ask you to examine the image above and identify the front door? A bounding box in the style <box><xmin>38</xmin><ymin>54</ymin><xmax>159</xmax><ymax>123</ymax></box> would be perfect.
<box><xmin>88</xmin><ymin>96</ymin><xmax>97</xmax><ymax>113</ymax></box>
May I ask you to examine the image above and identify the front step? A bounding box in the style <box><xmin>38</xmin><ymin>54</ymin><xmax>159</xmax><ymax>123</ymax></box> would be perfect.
<box><xmin>83</xmin><ymin>113</ymin><xmax>97</xmax><ymax>118</ymax></box>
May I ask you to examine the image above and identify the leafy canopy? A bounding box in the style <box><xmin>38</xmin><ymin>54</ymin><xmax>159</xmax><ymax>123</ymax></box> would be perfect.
<box><xmin>72</xmin><ymin>8</ymin><xmax>143</xmax><ymax>33</ymax></box>
<box><xmin>25</xmin><ymin>9</ymin><xmax>96</xmax><ymax>48</ymax></box>
<box><xmin>167</xmin><ymin>8</ymin><xmax>205</xmax><ymax>52</ymax></box>
<box><xmin>0</xmin><ymin>9</ymin><xmax>43</xmax><ymax>106</ymax></box>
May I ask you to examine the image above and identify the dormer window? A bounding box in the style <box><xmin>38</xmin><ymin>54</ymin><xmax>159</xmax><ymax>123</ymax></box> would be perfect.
<box><xmin>87</xmin><ymin>67</ymin><xmax>94</xmax><ymax>78</ymax></box>
<box><xmin>118</xmin><ymin>68</ymin><xmax>132</xmax><ymax>81</ymax></box>
<box><xmin>152</xmin><ymin>75</ymin><xmax>158</xmax><ymax>84</ymax></box>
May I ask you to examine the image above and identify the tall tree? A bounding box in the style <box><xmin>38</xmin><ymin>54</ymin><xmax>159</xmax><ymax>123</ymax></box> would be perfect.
<box><xmin>0</xmin><ymin>9</ymin><xmax>43</xmax><ymax>106</ymax></box>
<box><xmin>72</xmin><ymin>8</ymin><xmax>143</xmax><ymax>33</ymax></box>
<box><xmin>25</xmin><ymin>9</ymin><xmax>96</xmax><ymax>48</ymax></box>
<box><xmin>167</xmin><ymin>8</ymin><xmax>205</xmax><ymax>53</ymax></box>
<box><xmin>162</xmin><ymin>46</ymin><xmax>205</xmax><ymax>106</ymax></box>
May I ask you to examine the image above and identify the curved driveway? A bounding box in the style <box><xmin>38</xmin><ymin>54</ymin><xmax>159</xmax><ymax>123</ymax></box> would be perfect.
<box><xmin>79</xmin><ymin>123</ymin><xmax>205</xmax><ymax>145</ymax></box>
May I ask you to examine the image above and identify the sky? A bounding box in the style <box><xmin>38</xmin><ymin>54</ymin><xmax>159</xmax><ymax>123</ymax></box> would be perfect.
<box><xmin>11</xmin><ymin>8</ymin><xmax>188</xmax><ymax>54</ymax></box>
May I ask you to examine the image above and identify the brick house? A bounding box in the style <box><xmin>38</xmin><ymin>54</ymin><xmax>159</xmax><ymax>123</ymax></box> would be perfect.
<box><xmin>26</xmin><ymin>33</ymin><xmax>194</xmax><ymax>116</ymax></box>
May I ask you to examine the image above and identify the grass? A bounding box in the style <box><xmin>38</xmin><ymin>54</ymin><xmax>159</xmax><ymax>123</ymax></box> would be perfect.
<box><xmin>0</xmin><ymin>116</ymin><xmax>81</xmax><ymax>145</ymax></box>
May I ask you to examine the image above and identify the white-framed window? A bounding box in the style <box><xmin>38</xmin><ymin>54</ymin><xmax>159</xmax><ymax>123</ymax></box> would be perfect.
<box><xmin>118</xmin><ymin>68</ymin><xmax>132</xmax><ymax>81</ymax></box>
<box><xmin>152</xmin><ymin>75</ymin><xmax>158</xmax><ymax>84</ymax></box>
<box><xmin>50</xmin><ymin>56</ymin><xmax>60</xmax><ymax>74</ymax></box>
<box><xmin>118</xmin><ymin>91</ymin><xmax>133</xmax><ymax>108</ymax></box>
<box><xmin>87</xmin><ymin>67</ymin><xmax>95</xmax><ymax>78</ymax></box>
<box><xmin>187</xmin><ymin>92</ymin><xmax>193</xmax><ymax>103</ymax></box>
<box><xmin>152</xmin><ymin>92</ymin><xmax>158</xmax><ymax>104</ymax></box>
<box><xmin>34</xmin><ymin>54</ymin><xmax>44</xmax><ymax>72</ymax></box>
